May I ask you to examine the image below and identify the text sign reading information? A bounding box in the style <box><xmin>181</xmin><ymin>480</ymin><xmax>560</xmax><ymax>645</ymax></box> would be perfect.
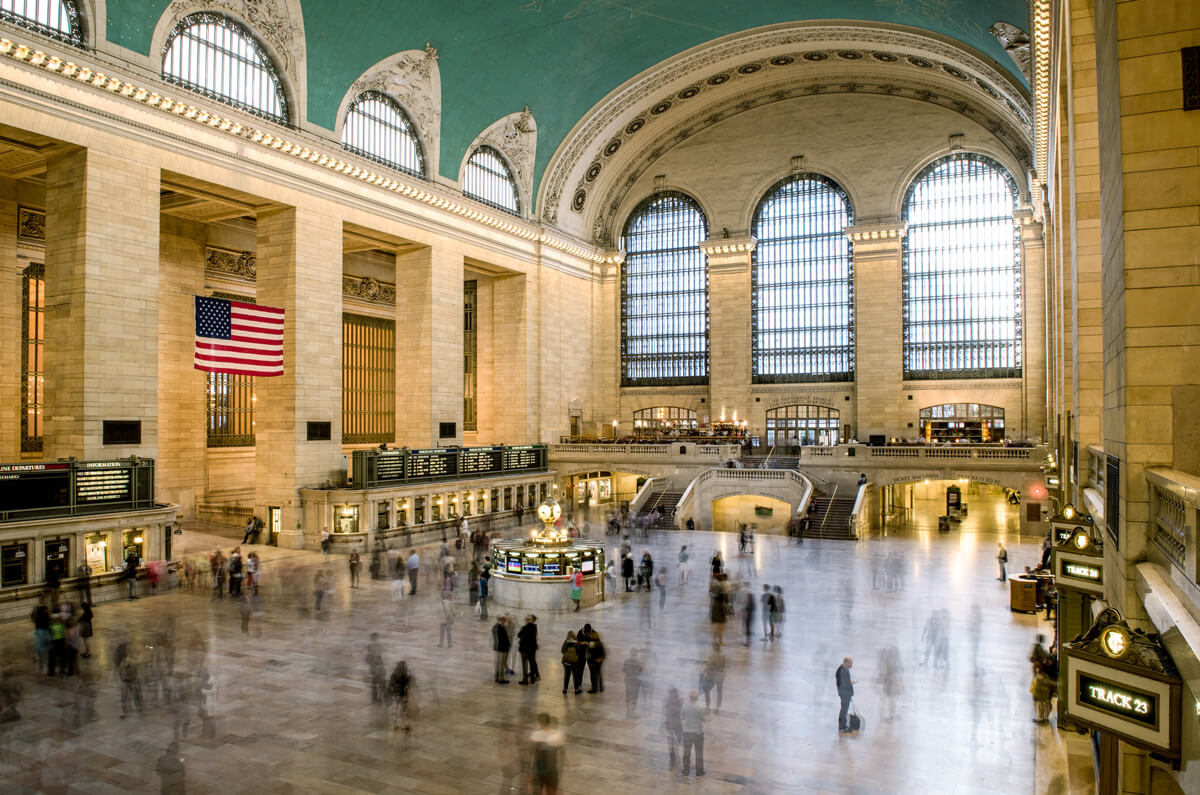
<box><xmin>1078</xmin><ymin>673</ymin><xmax>1157</xmax><ymax>729</ymax></box>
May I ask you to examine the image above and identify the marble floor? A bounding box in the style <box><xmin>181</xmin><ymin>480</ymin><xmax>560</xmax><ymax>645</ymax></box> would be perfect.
<box><xmin>0</xmin><ymin>495</ymin><xmax>1095</xmax><ymax>794</ymax></box>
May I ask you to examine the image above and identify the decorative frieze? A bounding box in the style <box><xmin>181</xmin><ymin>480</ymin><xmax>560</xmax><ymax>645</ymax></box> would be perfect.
<box><xmin>343</xmin><ymin>274</ymin><xmax>396</xmax><ymax>306</ymax></box>
<box><xmin>17</xmin><ymin>206</ymin><xmax>44</xmax><ymax>243</ymax></box>
<box><xmin>205</xmin><ymin>246</ymin><xmax>256</xmax><ymax>282</ymax></box>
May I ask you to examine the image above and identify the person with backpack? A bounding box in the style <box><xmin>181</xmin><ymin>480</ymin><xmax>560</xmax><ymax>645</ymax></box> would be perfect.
<box><xmin>585</xmin><ymin>630</ymin><xmax>605</xmax><ymax>693</ymax></box>
<box><xmin>560</xmin><ymin>631</ymin><xmax>582</xmax><ymax>694</ymax></box>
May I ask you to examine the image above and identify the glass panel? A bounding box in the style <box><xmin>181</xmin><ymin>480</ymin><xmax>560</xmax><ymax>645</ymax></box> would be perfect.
<box><xmin>0</xmin><ymin>0</ymin><xmax>82</xmax><ymax>45</ymax></box>
<box><xmin>206</xmin><ymin>371</ymin><xmax>255</xmax><ymax>447</ymax></box>
<box><xmin>902</xmin><ymin>154</ymin><xmax>1022</xmax><ymax>379</ymax></box>
<box><xmin>342</xmin><ymin>91</ymin><xmax>425</xmax><ymax>177</ymax></box>
<box><xmin>462</xmin><ymin>146</ymin><xmax>519</xmax><ymax>215</ymax></box>
<box><xmin>463</xmin><ymin>281</ymin><xmax>478</xmax><ymax>431</ymax></box>
<box><xmin>620</xmin><ymin>192</ymin><xmax>709</xmax><ymax>385</ymax></box>
<box><xmin>764</xmin><ymin>405</ymin><xmax>840</xmax><ymax>446</ymax></box>
<box><xmin>20</xmin><ymin>264</ymin><xmax>44</xmax><ymax>452</ymax></box>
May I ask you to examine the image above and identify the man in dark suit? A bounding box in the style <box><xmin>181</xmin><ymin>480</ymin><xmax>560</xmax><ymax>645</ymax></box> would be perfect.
<box><xmin>492</xmin><ymin>616</ymin><xmax>511</xmax><ymax>684</ymax></box>
<box><xmin>836</xmin><ymin>657</ymin><xmax>855</xmax><ymax>732</ymax></box>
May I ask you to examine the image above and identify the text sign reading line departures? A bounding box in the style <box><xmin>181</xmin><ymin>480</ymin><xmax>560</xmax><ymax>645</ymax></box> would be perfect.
<box><xmin>1078</xmin><ymin>673</ymin><xmax>1157</xmax><ymax>729</ymax></box>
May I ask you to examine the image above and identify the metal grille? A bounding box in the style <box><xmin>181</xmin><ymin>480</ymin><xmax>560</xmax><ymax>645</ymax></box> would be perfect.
<box><xmin>463</xmin><ymin>281</ymin><xmax>477</xmax><ymax>432</ymax></box>
<box><xmin>620</xmin><ymin>191</ymin><xmax>709</xmax><ymax>386</ymax></box>
<box><xmin>752</xmin><ymin>174</ymin><xmax>854</xmax><ymax>382</ymax></box>
<box><xmin>162</xmin><ymin>13</ymin><xmax>288</xmax><ymax>124</ymax></box>
<box><xmin>342</xmin><ymin>91</ymin><xmax>425</xmax><ymax>177</ymax></box>
<box><xmin>0</xmin><ymin>0</ymin><xmax>81</xmax><ymax>45</ymax></box>
<box><xmin>902</xmin><ymin>153</ymin><xmax>1021</xmax><ymax>379</ymax></box>
<box><xmin>206</xmin><ymin>371</ymin><xmax>255</xmax><ymax>447</ymax></box>
<box><xmin>462</xmin><ymin>146</ymin><xmax>519</xmax><ymax>215</ymax></box>
<box><xmin>765</xmin><ymin>404</ymin><xmax>840</xmax><ymax>446</ymax></box>
<box><xmin>20</xmin><ymin>263</ymin><xmax>43</xmax><ymax>453</ymax></box>
<box><xmin>343</xmin><ymin>313</ymin><xmax>395</xmax><ymax>444</ymax></box>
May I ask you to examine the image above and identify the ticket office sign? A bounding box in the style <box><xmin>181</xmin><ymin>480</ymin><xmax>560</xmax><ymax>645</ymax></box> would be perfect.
<box><xmin>1054</xmin><ymin>550</ymin><xmax>1104</xmax><ymax>594</ymax></box>
<box><xmin>1064</xmin><ymin>651</ymin><xmax>1181</xmax><ymax>755</ymax></box>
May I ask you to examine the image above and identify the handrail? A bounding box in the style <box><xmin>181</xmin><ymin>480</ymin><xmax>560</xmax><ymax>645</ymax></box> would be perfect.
<box><xmin>848</xmin><ymin>481</ymin><xmax>869</xmax><ymax>540</ymax></box>
<box><xmin>628</xmin><ymin>477</ymin><xmax>663</xmax><ymax>516</ymax></box>
<box><xmin>820</xmin><ymin>483</ymin><xmax>839</xmax><ymax>527</ymax></box>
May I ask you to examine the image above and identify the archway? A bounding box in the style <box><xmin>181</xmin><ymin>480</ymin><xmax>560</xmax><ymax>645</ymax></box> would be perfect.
<box><xmin>712</xmin><ymin>494</ymin><xmax>791</xmax><ymax>535</ymax></box>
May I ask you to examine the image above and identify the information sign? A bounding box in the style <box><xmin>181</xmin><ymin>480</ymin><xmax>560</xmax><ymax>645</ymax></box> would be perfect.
<box><xmin>1078</xmin><ymin>673</ymin><xmax>1157</xmax><ymax>729</ymax></box>
<box><xmin>75</xmin><ymin>464</ymin><xmax>132</xmax><ymax>504</ymax></box>
<box><xmin>504</xmin><ymin>446</ymin><xmax>543</xmax><ymax>472</ymax></box>
<box><xmin>375</xmin><ymin>451</ymin><xmax>405</xmax><ymax>482</ymax></box>
<box><xmin>461</xmin><ymin>447</ymin><xmax>503</xmax><ymax>475</ymax></box>
<box><xmin>406</xmin><ymin>449</ymin><xmax>457</xmax><ymax>481</ymax></box>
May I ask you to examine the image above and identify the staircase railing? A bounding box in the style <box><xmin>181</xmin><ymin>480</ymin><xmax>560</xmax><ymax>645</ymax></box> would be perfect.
<box><xmin>848</xmin><ymin>481</ymin><xmax>869</xmax><ymax>540</ymax></box>
<box><xmin>820</xmin><ymin>483</ymin><xmax>839</xmax><ymax>528</ymax></box>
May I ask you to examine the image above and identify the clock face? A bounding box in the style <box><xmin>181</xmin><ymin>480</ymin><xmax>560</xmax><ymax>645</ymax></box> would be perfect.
<box><xmin>1073</xmin><ymin>530</ymin><xmax>1090</xmax><ymax>550</ymax></box>
<box><xmin>1100</xmin><ymin>627</ymin><xmax>1128</xmax><ymax>658</ymax></box>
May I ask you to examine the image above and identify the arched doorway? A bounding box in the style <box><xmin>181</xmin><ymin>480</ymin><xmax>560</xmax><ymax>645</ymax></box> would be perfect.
<box><xmin>765</xmin><ymin>405</ymin><xmax>840</xmax><ymax>447</ymax></box>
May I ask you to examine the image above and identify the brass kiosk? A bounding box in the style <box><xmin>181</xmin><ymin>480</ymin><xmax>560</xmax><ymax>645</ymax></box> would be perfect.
<box><xmin>1048</xmin><ymin>504</ymin><xmax>1102</xmax><ymax>727</ymax></box>
<box><xmin>490</xmin><ymin>498</ymin><xmax>606</xmax><ymax>610</ymax></box>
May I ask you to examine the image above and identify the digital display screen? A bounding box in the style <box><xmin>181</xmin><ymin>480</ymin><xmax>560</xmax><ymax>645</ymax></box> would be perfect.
<box><xmin>461</xmin><ymin>447</ymin><xmax>503</xmax><ymax>475</ymax></box>
<box><xmin>503</xmin><ymin>446</ymin><xmax>542</xmax><ymax>471</ymax></box>
<box><xmin>581</xmin><ymin>559</ymin><xmax>594</xmax><ymax>573</ymax></box>
<box><xmin>505</xmin><ymin>558</ymin><xmax>522</xmax><ymax>573</ymax></box>
<box><xmin>0</xmin><ymin>465</ymin><xmax>70</xmax><ymax>511</ymax></box>
<box><xmin>75</xmin><ymin>465</ymin><xmax>132</xmax><ymax>504</ymax></box>
<box><xmin>407</xmin><ymin>449</ymin><xmax>456</xmax><ymax>480</ymax></box>
<box><xmin>524</xmin><ymin>562</ymin><xmax>542</xmax><ymax>575</ymax></box>
<box><xmin>376</xmin><ymin>452</ymin><xmax>405</xmax><ymax>481</ymax></box>
<box><xmin>1078</xmin><ymin>673</ymin><xmax>1157</xmax><ymax>728</ymax></box>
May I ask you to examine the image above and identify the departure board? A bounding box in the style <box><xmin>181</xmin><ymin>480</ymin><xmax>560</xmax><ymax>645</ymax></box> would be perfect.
<box><xmin>375</xmin><ymin>451</ymin><xmax>406</xmax><ymax>482</ymax></box>
<box><xmin>503</xmin><ymin>446</ymin><xmax>543</xmax><ymax>472</ymax></box>
<box><xmin>75</xmin><ymin>463</ymin><xmax>132</xmax><ymax>504</ymax></box>
<box><xmin>460</xmin><ymin>447</ymin><xmax>503</xmax><ymax>475</ymax></box>
<box><xmin>406</xmin><ymin>449</ymin><xmax>457</xmax><ymax>480</ymax></box>
<box><xmin>0</xmin><ymin>463</ymin><xmax>71</xmax><ymax>511</ymax></box>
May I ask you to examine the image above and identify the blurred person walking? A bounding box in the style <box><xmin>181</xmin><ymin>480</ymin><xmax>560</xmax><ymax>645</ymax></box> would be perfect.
<box><xmin>529</xmin><ymin>712</ymin><xmax>564</xmax><ymax>795</ymax></box>
<box><xmin>366</xmin><ymin>633</ymin><xmax>387</xmax><ymax>703</ymax></box>
<box><xmin>699</xmin><ymin>644</ymin><xmax>725</xmax><ymax>712</ymax></box>
<box><xmin>709</xmin><ymin>574</ymin><xmax>729</xmax><ymax>646</ymax></box>
<box><xmin>438</xmin><ymin>593</ymin><xmax>456</xmax><ymax>648</ymax></box>
<box><xmin>664</xmin><ymin>687</ymin><xmax>683</xmax><ymax>770</ymax></box>
<box><xmin>623</xmin><ymin>648</ymin><xmax>643</xmax><ymax>716</ymax></box>
<box><xmin>407</xmin><ymin>549</ymin><xmax>420</xmax><ymax>596</ymax></box>
<box><xmin>772</xmin><ymin>585</ymin><xmax>786</xmax><ymax>639</ymax></box>
<box><xmin>678</xmin><ymin>545</ymin><xmax>690</xmax><ymax>584</ymax></box>
<box><xmin>996</xmin><ymin>542</ymin><xmax>1008</xmax><ymax>581</ymax></box>
<box><xmin>741</xmin><ymin>585</ymin><xmax>756</xmax><ymax>646</ymax></box>
<box><xmin>349</xmin><ymin>550</ymin><xmax>361</xmax><ymax>588</ymax></box>
<box><xmin>389</xmin><ymin>660</ymin><xmax>413</xmax><ymax>731</ymax></box>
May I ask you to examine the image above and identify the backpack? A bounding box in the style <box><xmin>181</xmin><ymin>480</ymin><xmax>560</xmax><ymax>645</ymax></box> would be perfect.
<box><xmin>590</xmin><ymin>640</ymin><xmax>605</xmax><ymax>663</ymax></box>
<box><xmin>564</xmin><ymin>643</ymin><xmax>578</xmax><ymax>665</ymax></box>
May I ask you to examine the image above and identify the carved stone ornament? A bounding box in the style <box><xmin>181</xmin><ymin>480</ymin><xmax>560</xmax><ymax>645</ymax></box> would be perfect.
<box><xmin>167</xmin><ymin>0</ymin><xmax>302</xmax><ymax>72</ymax></box>
<box><xmin>1069</xmin><ymin>608</ymin><xmax>1178</xmax><ymax>676</ymax></box>
<box><xmin>471</xmin><ymin>107</ymin><xmax>537</xmax><ymax>214</ymax></box>
<box><xmin>347</xmin><ymin>45</ymin><xmax>441</xmax><ymax>172</ymax></box>
<box><xmin>343</xmin><ymin>274</ymin><xmax>397</xmax><ymax>306</ymax></box>
<box><xmin>17</xmin><ymin>206</ymin><xmax>45</xmax><ymax>243</ymax></box>
<box><xmin>989</xmin><ymin>22</ymin><xmax>1031</xmax><ymax>81</ymax></box>
<box><xmin>205</xmin><ymin>246</ymin><xmax>257</xmax><ymax>282</ymax></box>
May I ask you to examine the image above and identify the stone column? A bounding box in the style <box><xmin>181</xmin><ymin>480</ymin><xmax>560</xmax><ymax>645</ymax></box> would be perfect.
<box><xmin>700</xmin><ymin>236</ymin><xmax>755</xmax><ymax>427</ymax></box>
<box><xmin>0</xmin><ymin>178</ymin><xmax>19</xmax><ymax>458</ymax></box>
<box><xmin>848</xmin><ymin>220</ymin><xmax>906</xmax><ymax>441</ymax></box>
<box><xmin>395</xmin><ymin>245</ymin><xmax>464</xmax><ymax>447</ymax></box>
<box><xmin>254</xmin><ymin>207</ymin><xmax>343</xmax><ymax>550</ymax></box>
<box><xmin>43</xmin><ymin>147</ymin><xmax>159</xmax><ymax>459</ymax></box>
<box><xmin>492</xmin><ymin>272</ymin><xmax>533</xmax><ymax>442</ymax></box>
<box><xmin>1018</xmin><ymin>209</ymin><xmax>1048</xmax><ymax>442</ymax></box>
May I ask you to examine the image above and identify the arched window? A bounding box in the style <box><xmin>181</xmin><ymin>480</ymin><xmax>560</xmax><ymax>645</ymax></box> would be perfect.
<box><xmin>0</xmin><ymin>0</ymin><xmax>82</xmax><ymax>45</ymax></box>
<box><xmin>162</xmin><ymin>13</ymin><xmax>288</xmax><ymax>124</ymax></box>
<box><xmin>752</xmin><ymin>174</ymin><xmax>854</xmax><ymax>383</ymax></box>
<box><xmin>902</xmin><ymin>153</ymin><xmax>1021</xmax><ymax>379</ymax></box>
<box><xmin>919</xmin><ymin>403</ymin><xmax>1005</xmax><ymax>443</ymax></box>
<box><xmin>620</xmin><ymin>191</ymin><xmax>708</xmax><ymax>386</ymax></box>
<box><xmin>633</xmin><ymin>406</ymin><xmax>697</xmax><ymax>434</ymax></box>
<box><xmin>462</xmin><ymin>146</ymin><xmax>519</xmax><ymax>214</ymax></box>
<box><xmin>342</xmin><ymin>91</ymin><xmax>425</xmax><ymax>177</ymax></box>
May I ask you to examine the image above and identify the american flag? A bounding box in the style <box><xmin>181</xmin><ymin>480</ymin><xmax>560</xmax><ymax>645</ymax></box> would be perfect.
<box><xmin>194</xmin><ymin>296</ymin><xmax>285</xmax><ymax>377</ymax></box>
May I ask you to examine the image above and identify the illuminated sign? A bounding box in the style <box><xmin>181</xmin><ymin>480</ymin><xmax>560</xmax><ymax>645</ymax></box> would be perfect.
<box><xmin>1060</xmin><ymin>559</ymin><xmax>1102</xmax><ymax>583</ymax></box>
<box><xmin>1078</xmin><ymin>673</ymin><xmax>1157</xmax><ymax>729</ymax></box>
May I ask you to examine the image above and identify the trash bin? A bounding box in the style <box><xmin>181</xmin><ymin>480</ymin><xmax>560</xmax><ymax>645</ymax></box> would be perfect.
<box><xmin>937</xmin><ymin>515</ymin><xmax>950</xmax><ymax>532</ymax></box>
<box><xmin>1009</xmin><ymin>577</ymin><xmax>1038</xmax><ymax>613</ymax></box>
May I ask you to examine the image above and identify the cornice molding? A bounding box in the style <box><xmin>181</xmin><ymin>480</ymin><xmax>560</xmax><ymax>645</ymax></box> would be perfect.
<box><xmin>17</xmin><ymin>205</ymin><xmax>45</xmax><ymax>243</ymax></box>
<box><xmin>204</xmin><ymin>245</ymin><xmax>256</xmax><ymax>282</ymax></box>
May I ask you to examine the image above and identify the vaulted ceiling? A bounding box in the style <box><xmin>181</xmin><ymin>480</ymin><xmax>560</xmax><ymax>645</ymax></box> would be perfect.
<box><xmin>103</xmin><ymin>0</ymin><xmax>1030</xmax><ymax>197</ymax></box>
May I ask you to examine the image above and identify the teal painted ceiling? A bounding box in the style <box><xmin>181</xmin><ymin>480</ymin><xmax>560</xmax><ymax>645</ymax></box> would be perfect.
<box><xmin>104</xmin><ymin>0</ymin><xmax>1029</xmax><ymax>197</ymax></box>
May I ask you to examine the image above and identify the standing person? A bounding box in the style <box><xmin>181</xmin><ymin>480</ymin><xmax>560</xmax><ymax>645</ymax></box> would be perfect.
<box><xmin>477</xmin><ymin>561</ymin><xmax>491</xmax><ymax>620</ymax></box>
<box><xmin>761</xmin><ymin>584</ymin><xmax>776</xmax><ymax>641</ymax></box>
<box><xmin>210</xmin><ymin>549</ymin><xmax>226</xmax><ymax>599</ymax></box>
<box><xmin>678</xmin><ymin>545</ymin><xmax>690</xmax><ymax>584</ymax></box>
<box><xmin>246</xmin><ymin>551</ymin><xmax>261</xmax><ymax>594</ymax></box>
<box><xmin>996</xmin><ymin>542</ymin><xmax>1008</xmax><ymax>581</ymax></box>
<box><xmin>441</xmin><ymin>548</ymin><xmax>456</xmax><ymax>593</ymax></box>
<box><xmin>78</xmin><ymin>602</ymin><xmax>94</xmax><ymax>658</ymax></box>
<box><xmin>642</xmin><ymin>551</ymin><xmax>655</xmax><ymax>591</ymax></box>
<box><xmin>622</xmin><ymin>649</ymin><xmax>642</xmax><ymax>716</ymax></box>
<box><xmin>585</xmin><ymin>630</ymin><xmax>605</xmax><ymax>693</ymax></box>
<box><xmin>708</xmin><ymin>575</ymin><xmax>728</xmax><ymax>646</ymax></box>
<box><xmin>438</xmin><ymin>593</ymin><xmax>456</xmax><ymax>648</ymax></box>
<box><xmin>664</xmin><ymin>687</ymin><xmax>684</xmax><ymax>771</ymax></box>
<box><xmin>772</xmin><ymin>585</ymin><xmax>786</xmax><ymax>639</ymax></box>
<box><xmin>515</xmin><ymin>501</ymin><xmax>525</xmax><ymax>526</ymax></box>
<box><xmin>570</xmin><ymin>568</ymin><xmax>583</xmax><ymax>611</ymax></box>
<box><xmin>492</xmin><ymin>616</ymin><xmax>511</xmax><ymax>684</ymax></box>
<box><xmin>561</xmin><ymin>631</ymin><xmax>581</xmax><ymax>694</ymax></box>
<box><xmin>406</xmin><ymin>549</ymin><xmax>420</xmax><ymax>596</ymax></box>
<box><xmin>836</xmin><ymin>657</ymin><xmax>856</xmax><ymax>733</ymax></box>
<box><xmin>621</xmin><ymin>554</ymin><xmax>635</xmax><ymax>592</ymax></box>
<box><xmin>77</xmin><ymin>562</ymin><xmax>93</xmax><ymax>606</ymax></box>
<box><xmin>741</xmin><ymin>585</ymin><xmax>757</xmax><ymax>647</ymax></box>
<box><xmin>699</xmin><ymin>644</ymin><xmax>725</xmax><ymax>712</ymax></box>
<box><xmin>528</xmin><ymin>712</ymin><xmax>564</xmax><ymax>795</ymax></box>
<box><xmin>227</xmin><ymin>548</ymin><xmax>243</xmax><ymax>597</ymax></box>
<box><xmin>31</xmin><ymin>602</ymin><xmax>51</xmax><ymax>673</ymax></box>
<box><xmin>518</xmin><ymin>615</ymin><xmax>539</xmax><ymax>685</ymax></box>
<box><xmin>710</xmin><ymin>550</ymin><xmax>723</xmax><ymax>578</ymax></box>
<box><xmin>348</xmin><ymin>550</ymin><xmax>361</xmax><ymax>588</ymax></box>
<box><xmin>388</xmin><ymin>661</ymin><xmax>412</xmax><ymax>731</ymax></box>
<box><xmin>320</xmin><ymin>527</ymin><xmax>331</xmax><ymax>555</ymax></box>
<box><xmin>241</xmin><ymin>518</ymin><xmax>256</xmax><ymax>544</ymax></box>
<box><xmin>679</xmin><ymin>690</ymin><xmax>706</xmax><ymax>779</ymax></box>
<box><xmin>124</xmin><ymin>549</ymin><xmax>140</xmax><ymax>599</ymax></box>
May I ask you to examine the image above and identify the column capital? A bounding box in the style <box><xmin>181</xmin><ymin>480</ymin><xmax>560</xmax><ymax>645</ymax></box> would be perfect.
<box><xmin>700</xmin><ymin>235</ymin><xmax>756</xmax><ymax>273</ymax></box>
<box><xmin>1015</xmin><ymin>206</ymin><xmax>1045</xmax><ymax>244</ymax></box>
<box><xmin>846</xmin><ymin>219</ymin><xmax>906</xmax><ymax>257</ymax></box>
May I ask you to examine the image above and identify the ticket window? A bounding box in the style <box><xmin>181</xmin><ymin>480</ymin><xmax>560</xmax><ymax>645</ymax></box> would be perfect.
<box><xmin>377</xmin><ymin>501</ymin><xmax>389</xmax><ymax>530</ymax></box>
<box><xmin>85</xmin><ymin>533</ymin><xmax>109</xmax><ymax>573</ymax></box>
<box><xmin>1</xmin><ymin>542</ymin><xmax>29</xmax><ymax>587</ymax></box>
<box><xmin>491</xmin><ymin>489</ymin><xmax>500</xmax><ymax>513</ymax></box>
<box><xmin>414</xmin><ymin>496</ymin><xmax>426</xmax><ymax>524</ymax></box>
<box><xmin>540</xmin><ymin>482</ymin><xmax>549</xmax><ymax>502</ymax></box>
<box><xmin>121</xmin><ymin>529</ymin><xmax>145</xmax><ymax>562</ymax></box>
<box><xmin>449</xmin><ymin>494</ymin><xmax>460</xmax><ymax>519</ymax></box>
<box><xmin>432</xmin><ymin>496</ymin><xmax>443</xmax><ymax>523</ymax></box>
<box><xmin>396</xmin><ymin>499</ymin><xmax>409</xmax><ymax>526</ymax></box>
<box><xmin>477</xmin><ymin>492</ymin><xmax>487</xmax><ymax>515</ymax></box>
<box><xmin>504</xmin><ymin>487</ymin><xmax>513</xmax><ymax>511</ymax></box>
<box><xmin>336</xmin><ymin>505</ymin><xmax>360</xmax><ymax>534</ymax></box>
<box><xmin>44</xmin><ymin>537</ymin><xmax>71</xmax><ymax>582</ymax></box>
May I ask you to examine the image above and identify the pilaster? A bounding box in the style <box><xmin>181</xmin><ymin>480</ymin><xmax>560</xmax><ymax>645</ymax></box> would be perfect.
<box><xmin>43</xmin><ymin>147</ymin><xmax>159</xmax><ymax>460</ymax></box>
<box><xmin>700</xmin><ymin>236</ymin><xmax>755</xmax><ymax>424</ymax></box>
<box><xmin>0</xmin><ymin>178</ymin><xmax>19</xmax><ymax>459</ymax></box>
<box><xmin>848</xmin><ymin>219</ymin><xmax>906</xmax><ymax>440</ymax></box>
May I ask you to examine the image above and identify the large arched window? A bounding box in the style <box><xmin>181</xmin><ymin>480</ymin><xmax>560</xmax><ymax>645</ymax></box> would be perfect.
<box><xmin>752</xmin><ymin>174</ymin><xmax>854</xmax><ymax>383</ymax></box>
<box><xmin>342</xmin><ymin>91</ymin><xmax>425</xmax><ymax>177</ymax></box>
<box><xmin>1</xmin><ymin>0</ymin><xmax>81</xmax><ymax>44</ymax></box>
<box><xmin>162</xmin><ymin>13</ymin><xmax>288</xmax><ymax>124</ymax></box>
<box><xmin>462</xmin><ymin>146</ymin><xmax>519</xmax><ymax>215</ymax></box>
<box><xmin>902</xmin><ymin>153</ymin><xmax>1021</xmax><ymax>379</ymax></box>
<box><xmin>620</xmin><ymin>191</ymin><xmax>708</xmax><ymax>386</ymax></box>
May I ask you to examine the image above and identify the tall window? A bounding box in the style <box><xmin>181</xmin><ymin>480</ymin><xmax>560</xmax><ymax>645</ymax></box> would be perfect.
<box><xmin>463</xmin><ymin>281</ymin><xmax>478</xmax><ymax>432</ymax></box>
<box><xmin>765</xmin><ymin>404</ymin><xmax>840</xmax><ymax>447</ymax></box>
<box><xmin>0</xmin><ymin>0</ymin><xmax>82</xmax><ymax>45</ymax></box>
<box><xmin>752</xmin><ymin>175</ymin><xmax>854</xmax><ymax>382</ymax></box>
<box><xmin>902</xmin><ymin>153</ymin><xmax>1022</xmax><ymax>379</ymax></box>
<box><xmin>342</xmin><ymin>91</ymin><xmax>425</xmax><ymax>177</ymax></box>
<box><xmin>21</xmin><ymin>263</ymin><xmax>44</xmax><ymax>453</ymax></box>
<box><xmin>462</xmin><ymin>146</ymin><xmax>519</xmax><ymax>215</ymax></box>
<box><xmin>162</xmin><ymin>13</ymin><xmax>288</xmax><ymax>124</ymax></box>
<box><xmin>620</xmin><ymin>192</ymin><xmax>709</xmax><ymax>386</ymax></box>
<box><xmin>343</xmin><ymin>313</ymin><xmax>395</xmax><ymax>444</ymax></box>
<box><xmin>206</xmin><ymin>372</ymin><xmax>255</xmax><ymax>447</ymax></box>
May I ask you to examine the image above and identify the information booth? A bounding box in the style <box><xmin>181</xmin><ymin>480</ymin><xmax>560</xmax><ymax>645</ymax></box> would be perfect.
<box><xmin>490</xmin><ymin>499</ymin><xmax>606</xmax><ymax>610</ymax></box>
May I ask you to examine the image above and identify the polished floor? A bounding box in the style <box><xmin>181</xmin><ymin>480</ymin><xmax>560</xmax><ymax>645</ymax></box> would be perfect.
<box><xmin>0</xmin><ymin>495</ymin><xmax>1093</xmax><ymax>793</ymax></box>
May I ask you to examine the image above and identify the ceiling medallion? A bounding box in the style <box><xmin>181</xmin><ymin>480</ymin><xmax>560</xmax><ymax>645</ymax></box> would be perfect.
<box><xmin>585</xmin><ymin>162</ymin><xmax>602</xmax><ymax>182</ymax></box>
<box><xmin>976</xmin><ymin>78</ymin><xmax>1000</xmax><ymax>97</ymax></box>
<box><xmin>872</xmin><ymin>52</ymin><xmax>898</xmax><ymax>62</ymax></box>
<box><xmin>707</xmin><ymin>73</ymin><xmax>730</xmax><ymax>86</ymax></box>
<box><xmin>769</xmin><ymin>55</ymin><xmax>794</xmax><ymax>66</ymax></box>
<box><xmin>603</xmin><ymin>138</ymin><xmax>621</xmax><ymax>156</ymax></box>
<box><xmin>907</xmin><ymin>55</ymin><xmax>934</xmax><ymax>68</ymax></box>
<box><xmin>837</xmin><ymin>50</ymin><xmax>863</xmax><ymax>60</ymax></box>
<box><xmin>677</xmin><ymin>86</ymin><xmax>701</xmax><ymax>99</ymax></box>
<box><xmin>942</xmin><ymin>65</ymin><xmax>969</xmax><ymax>80</ymax></box>
<box><xmin>802</xmin><ymin>51</ymin><xmax>828</xmax><ymax>61</ymax></box>
<box><xmin>737</xmin><ymin>63</ymin><xmax>762</xmax><ymax>75</ymax></box>
<box><xmin>650</xmin><ymin>100</ymin><xmax>672</xmax><ymax>115</ymax></box>
<box><xmin>625</xmin><ymin>118</ymin><xmax>645</xmax><ymax>135</ymax></box>
<box><xmin>572</xmin><ymin>189</ymin><xmax>587</xmax><ymax>211</ymax></box>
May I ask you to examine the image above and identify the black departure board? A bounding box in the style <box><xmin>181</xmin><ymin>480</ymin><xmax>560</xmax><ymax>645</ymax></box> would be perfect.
<box><xmin>503</xmin><ymin>446</ymin><xmax>543</xmax><ymax>472</ymax></box>
<box><xmin>75</xmin><ymin>463</ymin><xmax>133</xmax><ymax>504</ymax></box>
<box><xmin>461</xmin><ymin>447</ymin><xmax>503</xmax><ymax>475</ymax></box>
<box><xmin>0</xmin><ymin>463</ymin><xmax>71</xmax><ymax>511</ymax></box>
<box><xmin>406</xmin><ymin>448</ymin><xmax>457</xmax><ymax>481</ymax></box>
<box><xmin>375</xmin><ymin>451</ymin><xmax>405</xmax><ymax>482</ymax></box>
